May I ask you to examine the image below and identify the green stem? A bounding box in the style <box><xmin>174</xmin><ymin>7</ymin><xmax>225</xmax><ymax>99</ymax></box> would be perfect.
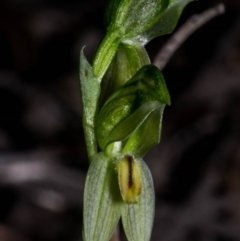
<box><xmin>93</xmin><ymin>30</ymin><xmax>121</xmax><ymax>81</ymax></box>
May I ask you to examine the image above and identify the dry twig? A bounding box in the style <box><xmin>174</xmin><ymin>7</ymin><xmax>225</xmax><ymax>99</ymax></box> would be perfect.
<box><xmin>154</xmin><ymin>3</ymin><xmax>225</xmax><ymax>70</ymax></box>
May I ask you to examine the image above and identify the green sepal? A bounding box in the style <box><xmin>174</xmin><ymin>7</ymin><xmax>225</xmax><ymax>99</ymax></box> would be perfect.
<box><xmin>135</xmin><ymin>0</ymin><xmax>194</xmax><ymax>44</ymax></box>
<box><xmin>79</xmin><ymin>48</ymin><xmax>101</xmax><ymax>161</ymax></box>
<box><xmin>123</xmin><ymin>106</ymin><xmax>165</xmax><ymax>158</ymax></box>
<box><xmin>100</xmin><ymin>40</ymin><xmax>150</xmax><ymax>107</ymax></box>
<box><xmin>104</xmin><ymin>0</ymin><xmax>170</xmax><ymax>38</ymax></box>
<box><xmin>97</xmin><ymin>65</ymin><xmax>170</xmax><ymax>151</ymax></box>
<box><xmin>121</xmin><ymin>158</ymin><xmax>155</xmax><ymax>241</ymax></box>
<box><xmin>101</xmin><ymin>101</ymin><xmax>161</xmax><ymax>151</ymax></box>
<box><xmin>83</xmin><ymin>152</ymin><xmax>123</xmax><ymax>241</ymax></box>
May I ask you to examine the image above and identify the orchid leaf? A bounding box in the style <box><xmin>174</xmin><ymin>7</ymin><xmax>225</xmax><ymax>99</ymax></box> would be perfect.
<box><xmin>79</xmin><ymin>48</ymin><xmax>100</xmax><ymax>161</ymax></box>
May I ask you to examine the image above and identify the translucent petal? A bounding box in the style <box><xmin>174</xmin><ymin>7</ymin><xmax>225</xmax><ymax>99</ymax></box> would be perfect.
<box><xmin>83</xmin><ymin>152</ymin><xmax>122</xmax><ymax>241</ymax></box>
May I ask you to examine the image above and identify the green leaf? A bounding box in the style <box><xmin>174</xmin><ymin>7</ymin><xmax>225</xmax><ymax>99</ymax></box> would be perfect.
<box><xmin>100</xmin><ymin>40</ymin><xmax>150</xmax><ymax>107</ymax></box>
<box><xmin>104</xmin><ymin>0</ymin><xmax>170</xmax><ymax>38</ymax></box>
<box><xmin>135</xmin><ymin>0</ymin><xmax>194</xmax><ymax>44</ymax></box>
<box><xmin>83</xmin><ymin>152</ymin><xmax>122</xmax><ymax>241</ymax></box>
<box><xmin>121</xmin><ymin>158</ymin><xmax>155</xmax><ymax>241</ymax></box>
<box><xmin>123</xmin><ymin>106</ymin><xmax>165</xmax><ymax>157</ymax></box>
<box><xmin>79</xmin><ymin>48</ymin><xmax>100</xmax><ymax>161</ymax></box>
<box><xmin>97</xmin><ymin>65</ymin><xmax>170</xmax><ymax>151</ymax></box>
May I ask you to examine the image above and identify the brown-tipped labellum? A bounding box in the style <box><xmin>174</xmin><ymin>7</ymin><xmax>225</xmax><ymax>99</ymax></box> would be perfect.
<box><xmin>117</xmin><ymin>155</ymin><xmax>142</xmax><ymax>204</ymax></box>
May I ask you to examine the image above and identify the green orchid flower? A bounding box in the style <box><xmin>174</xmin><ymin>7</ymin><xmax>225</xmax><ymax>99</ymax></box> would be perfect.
<box><xmin>83</xmin><ymin>152</ymin><xmax>154</xmax><ymax>241</ymax></box>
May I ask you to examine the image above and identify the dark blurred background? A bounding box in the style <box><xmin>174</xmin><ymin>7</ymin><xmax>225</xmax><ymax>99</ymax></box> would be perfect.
<box><xmin>0</xmin><ymin>0</ymin><xmax>240</xmax><ymax>241</ymax></box>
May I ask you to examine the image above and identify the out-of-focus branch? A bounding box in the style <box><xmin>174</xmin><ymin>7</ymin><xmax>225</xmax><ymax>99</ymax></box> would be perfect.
<box><xmin>154</xmin><ymin>3</ymin><xmax>225</xmax><ymax>70</ymax></box>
